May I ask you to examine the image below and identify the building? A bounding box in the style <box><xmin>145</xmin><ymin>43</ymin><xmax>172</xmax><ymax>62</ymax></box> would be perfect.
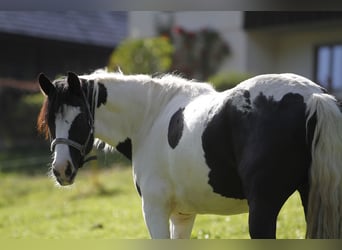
<box><xmin>0</xmin><ymin>11</ymin><xmax>127</xmax><ymax>83</ymax></box>
<box><xmin>129</xmin><ymin>11</ymin><xmax>342</xmax><ymax>98</ymax></box>
<box><xmin>0</xmin><ymin>11</ymin><xmax>127</xmax><ymax>150</ymax></box>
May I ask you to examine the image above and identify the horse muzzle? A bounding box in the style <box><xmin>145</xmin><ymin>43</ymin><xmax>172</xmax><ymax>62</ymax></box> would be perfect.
<box><xmin>52</xmin><ymin>160</ymin><xmax>77</xmax><ymax>186</ymax></box>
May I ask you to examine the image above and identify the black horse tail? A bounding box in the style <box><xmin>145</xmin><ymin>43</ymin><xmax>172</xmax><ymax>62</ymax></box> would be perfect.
<box><xmin>306</xmin><ymin>93</ymin><xmax>342</xmax><ymax>238</ymax></box>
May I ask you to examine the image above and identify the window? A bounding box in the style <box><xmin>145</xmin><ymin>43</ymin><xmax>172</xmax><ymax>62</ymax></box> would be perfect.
<box><xmin>316</xmin><ymin>44</ymin><xmax>342</xmax><ymax>92</ymax></box>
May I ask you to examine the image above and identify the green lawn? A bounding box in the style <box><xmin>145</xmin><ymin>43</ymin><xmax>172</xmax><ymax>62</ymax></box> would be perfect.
<box><xmin>0</xmin><ymin>165</ymin><xmax>306</xmax><ymax>239</ymax></box>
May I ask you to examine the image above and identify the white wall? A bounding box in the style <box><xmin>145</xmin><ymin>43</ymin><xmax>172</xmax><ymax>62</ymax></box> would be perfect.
<box><xmin>172</xmin><ymin>11</ymin><xmax>241</xmax><ymax>31</ymax></box>
<box><xmin>245</xmin><ymin>32</ymin><xmax>276</xmax><ymax>75</ymax></box>
<box><xmin>245</xmin><ymin>21</ymin><xmax>342</xmax><ymax>79</ymax></box>
<box><xmin>129</xmin><ymin>11</ymin><xmax>157</xmax><ymax>38</ymax></box>
<box><xmin>276</xmin><ymin>29</ymin><xmax>342</xmax><ymax>78</ymax></box>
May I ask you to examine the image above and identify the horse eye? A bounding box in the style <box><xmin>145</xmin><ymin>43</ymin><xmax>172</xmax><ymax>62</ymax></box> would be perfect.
<box><xmin>64</xmin><ymin>120</ymin><xmax>70</xmax><ymax>124</ymax></box>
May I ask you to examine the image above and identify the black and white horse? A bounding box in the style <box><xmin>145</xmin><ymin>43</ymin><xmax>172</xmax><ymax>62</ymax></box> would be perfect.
<box><xmin>37</xmin><ymin>70</ymin><xmax>342</xmax><ymax>238</ymax></box>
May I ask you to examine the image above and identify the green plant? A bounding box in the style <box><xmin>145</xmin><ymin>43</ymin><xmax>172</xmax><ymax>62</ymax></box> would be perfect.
<box><xmin>108</xmin><ymin>37</ymin><xmax>173</xmax><ymax>74</ymax></box>
<box><xmin>0</xmin><ymin>167</ymin><xmax>306</xmax><ymax>239</ymax></box>
<box><xmin>0</xmin><ymin>88</ymin><xmax>45</xmax><ymax>148</ymax></box>
<box><xmin>22</xmin><ymin>92</ymin><xmax>45</xmax><ymax>107</ymax></box>
<box><xmin>208</xmin><ymin>72</ymin><xmax>252</xmax><ymax>91</ymax></box>
<box><xmin>170</xmin><ymin>27</ymin><xmax>230</xmax><ymax>81</ymax></box>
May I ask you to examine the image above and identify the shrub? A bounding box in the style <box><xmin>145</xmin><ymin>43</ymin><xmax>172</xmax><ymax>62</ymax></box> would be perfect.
<box><xmin>108</xmin><ymin>37</ymin><xmax>173</xmax><ymax>74</ymax></box>
<box><xmin>0</xmin><ymin>87</ymin><xmax>45</xmax><ymax>149</ymax></box>
<box><xmin>170</xmin><ymin>27</ymin><xmax>230</xmax><ymax>81</ymax></box>
<box><xmin>208</xmin><ymin>72</ymin><xmax>252</xmax><ymax>91</ymax></box>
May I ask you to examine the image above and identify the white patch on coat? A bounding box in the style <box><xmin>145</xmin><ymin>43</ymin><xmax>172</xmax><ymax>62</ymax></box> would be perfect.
<box><xmin>52</xmin><ymin>105</ymin><xmax>81</xmax><ymax>171</ymax></box>
<box><xmin>233</xmin><ymin>73</ymin><xmax>323</xmax><ymax>106</ymax></box>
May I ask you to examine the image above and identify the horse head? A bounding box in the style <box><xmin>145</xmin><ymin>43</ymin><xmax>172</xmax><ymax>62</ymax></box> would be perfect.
<box><xmin>38</xmin><ymin>72</ymin><xmax>95</xmax><ymax>185</ymax></box>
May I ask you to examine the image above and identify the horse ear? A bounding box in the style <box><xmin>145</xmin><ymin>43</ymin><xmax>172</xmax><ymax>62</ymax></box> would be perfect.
<box><xmin>67</xmin><ymin>72</ymin><xmax>82</xmax><ymax>96</ymax></box>
<box><xmin>38</xmin><ymin>73</ymin><xmax>55</xmax><ymax>96</ymax></box>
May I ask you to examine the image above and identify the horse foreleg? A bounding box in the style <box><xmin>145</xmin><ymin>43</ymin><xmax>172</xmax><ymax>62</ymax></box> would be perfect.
<box><xmin>170</xmin><ymin>213</ymin><xmax>196</xmax><ymax>239</ymax></box>
<box><xmin>142</xmin><ymin>198</ymin><xmax>171</xmax><ymax>238</ymax></box>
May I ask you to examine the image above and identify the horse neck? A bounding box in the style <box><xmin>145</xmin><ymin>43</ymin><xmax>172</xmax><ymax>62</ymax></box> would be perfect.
<box><xmin>93</xmin><ymin>75</ymin><xmax>184</xmax><ymax>147</ymax></box>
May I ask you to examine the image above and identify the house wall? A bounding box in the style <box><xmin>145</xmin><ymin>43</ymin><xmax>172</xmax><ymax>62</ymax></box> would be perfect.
<box><xmin>129</xmin><ymin>11</ymin><xmax>157</xmax><ymax>38</ymax></box>
<box><xmin>246</xmin><ymin>21</ymin><xmax>342</xmax><ymax>80</ymax></box>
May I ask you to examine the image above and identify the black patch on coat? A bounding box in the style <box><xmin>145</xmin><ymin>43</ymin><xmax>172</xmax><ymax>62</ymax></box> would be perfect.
<box><xmin>168</xmin><ymin>108</ymin><xmax>185</xmax><ymax>149</ymax></box>
<box><xmin>243</xmin><ymin>90</ymin><xmax>252</xmax><ymax>108</ymax></box>
<box><xmin>68</xmin><ymin>112</ymin><xmax>94</xmax><ymax>168</ymax></box>
<box><xmin>116</xmin><ymin>138</ymin><xmax>132</xmax><ymax>160</ymax></box>
<box><xmin>97</xmin><ymin>82</ymin><xmax>107</xmax><ymax>108</ymax></box>
<box><xmin>202</xmin><ymin>97</ymin><xmax>245</xmax><ymax>199</ymax></box>
<box><xmin>202</xmin><ymin>91</ymin><xmax>312</xmax><ymax>200</ymax></box>
<box><xmin>239</xmin><ymin>92</ymin><xmax>312</xmax><ymax>204</ymax></box>
<box><xmin>80</xmin><ymin>79</ymin><xmax>107</xmax><ymax>108</ymax></box>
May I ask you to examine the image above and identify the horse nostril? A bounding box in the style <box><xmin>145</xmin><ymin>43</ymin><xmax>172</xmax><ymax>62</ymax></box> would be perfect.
<box><xmin>65</xmin><ymin>162</ymin><xmax>73</xmax><ymax>177</ymax></box>
<box><xmin>53</xmin><ymin>168</ymin><xmax>61</xmax><ymax>177</ymax></box>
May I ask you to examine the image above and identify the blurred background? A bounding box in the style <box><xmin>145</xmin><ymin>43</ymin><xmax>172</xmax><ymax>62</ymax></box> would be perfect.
<box><xmin>1</xmin><ymin>10</ymin><xmax>342</xmax><ymax>239</ymax></box>
<box><xmin>1</xmin><ymin>11</ymin><xmax>342</xmax><ymax>173</ymax></box>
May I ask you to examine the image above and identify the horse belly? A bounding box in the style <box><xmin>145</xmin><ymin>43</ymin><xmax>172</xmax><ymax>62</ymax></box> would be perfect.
<box><xmin>169</xmin><ymin>148</ymin><xmax>247</xmax><ymax>215</ymax></box>
<box><xmin>173</xmin><ymin>184</ymin><xmax>248</xmax><ymax>215</ymax></box>
<box><xmin>168</xmin><ymin>126</ymin><xmax>247</xmax><ymax>215</ymax></box>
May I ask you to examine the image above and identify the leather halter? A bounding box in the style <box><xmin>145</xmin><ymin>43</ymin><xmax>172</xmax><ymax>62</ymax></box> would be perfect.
<box><xmin>50</xmin><ymin>83</ymin><xmax>97</xmax><ymax>166</ymax></box>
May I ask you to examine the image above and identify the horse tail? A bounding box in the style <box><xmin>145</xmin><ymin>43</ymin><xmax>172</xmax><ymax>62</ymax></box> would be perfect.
<box><xmin>306</xmin><ymin>93</ymin><xmax>342</xmax><ymax>238</ymax></box>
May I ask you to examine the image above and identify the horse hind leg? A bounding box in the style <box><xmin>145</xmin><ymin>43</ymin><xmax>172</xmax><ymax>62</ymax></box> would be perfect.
<box><xmin>170</xmin><ymin>213</ymin><xmax>196</xmax><ymax>239</ymax></box>
<box><xmin>298</xmin><ymin>182</ymin><xmax>309</xmax><ymax>221</ymax></box>
<box><xmin>248</xmin><ymin>198</ymin><xmax>284</xmax><ymax>238</ymax></box>
<box><xmin>241</xmin><ymin>158</ymin><xmax>297</xmax><ymax>238</ymax></box>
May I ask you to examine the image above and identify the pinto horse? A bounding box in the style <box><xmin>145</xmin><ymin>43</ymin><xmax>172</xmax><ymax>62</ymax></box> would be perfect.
<box><xmin>37</xmin><ymin>70</ymin><xmax>342</xmax><ymax>238</ymax></box>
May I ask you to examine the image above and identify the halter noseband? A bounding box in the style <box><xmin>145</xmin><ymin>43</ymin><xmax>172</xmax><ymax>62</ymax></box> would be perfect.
<box><xmin>50</xmin><ymin>82</ymin><xmax>97</xmax><ymax>166</ymax></box>
<box><xmin>50</xmin><ymin>132</ymin><xmax>92</xmax><ymax>157</ymax></box>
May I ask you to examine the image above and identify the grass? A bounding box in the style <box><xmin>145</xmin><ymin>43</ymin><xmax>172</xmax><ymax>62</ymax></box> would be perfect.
<box><xmin>0</xmin><ymin>164</ymin><xmax>306</xmax><ymax>239</ymax></box>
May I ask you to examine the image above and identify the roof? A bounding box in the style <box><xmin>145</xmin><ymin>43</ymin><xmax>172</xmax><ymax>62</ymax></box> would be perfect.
<box><xmin>244</xmin><ymin>11</ymin><xmax>342</xmax><ymax>30</ymax></box>
<box><xmin>0</xmin><ymin>11</ymin><xmax>127</xmax><ymax>48</ymax></box>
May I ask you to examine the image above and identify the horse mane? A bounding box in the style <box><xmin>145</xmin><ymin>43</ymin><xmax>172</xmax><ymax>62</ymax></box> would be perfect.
<box><xmin>36</xmin><ymin>77</ymin><xmax>73</xmax><ymax>141</ymax></box>
<box><xmin>37</xmin><ymin>97</ymin><xmax>49</xmax><ymax>140</ymax></box>
<box><xmin>82</xmin><ymin>69</ymin><xmax>215</xmax><ymax>98</ymax></box>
